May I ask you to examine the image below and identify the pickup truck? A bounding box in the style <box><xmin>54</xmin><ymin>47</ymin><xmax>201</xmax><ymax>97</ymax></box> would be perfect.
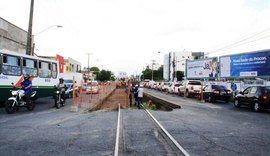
<box><xmin>178</xmin><ymin>80</ymin><xmax>202</xmax><ymax>97</ymax></box>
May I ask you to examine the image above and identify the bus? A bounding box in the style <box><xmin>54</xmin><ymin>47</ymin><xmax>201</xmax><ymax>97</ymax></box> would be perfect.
<box><xmin>0</xmin><ymin>49</ymin><xmax>59</xmax><ymax>103</ymax></box>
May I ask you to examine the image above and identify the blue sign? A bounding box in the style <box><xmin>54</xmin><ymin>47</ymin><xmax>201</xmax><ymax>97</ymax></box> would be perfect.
<box><xmin>220</xmin><ymin>50</ymin><xmax>270</xmax><ymax>77</ymax></box>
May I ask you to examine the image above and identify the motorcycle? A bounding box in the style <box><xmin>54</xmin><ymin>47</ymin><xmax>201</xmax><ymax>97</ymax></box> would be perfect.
<box><xmin>54</xmin><ymin>88</ymin><xmax>66</xmax><ymax>109</ymax></box>
<box><xmin>5</xmin><ymin>87</ymin><xmax>37</xmax><ymax>114</ymax></box>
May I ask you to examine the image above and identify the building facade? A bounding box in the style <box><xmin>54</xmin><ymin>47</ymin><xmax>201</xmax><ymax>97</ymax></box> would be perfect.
<box><xmin>163</xmin><ymin>51</ymin><xmax>204</xmax><ymax>81</ymax></box>
<box><xmin>0</xmin><ymin>17</ymin><xmax>28</xmax><ymax>54</ymax></box>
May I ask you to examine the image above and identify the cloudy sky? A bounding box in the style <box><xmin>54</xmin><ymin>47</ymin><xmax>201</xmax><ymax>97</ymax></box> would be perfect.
<box><xmin>1</xmin><ymin>0</ymin><xmax>270</xmax><ymax>75</ymax></box>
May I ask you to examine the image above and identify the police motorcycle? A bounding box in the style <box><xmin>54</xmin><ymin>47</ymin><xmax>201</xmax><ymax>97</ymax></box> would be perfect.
<box><xmin>5</xmin><ymin>83</ymin><xmax>37</xmax><ymax>114</ymax></box>
<box><xmin>54</xmin><ymin>85</ymin><xmax>66</xmax><ymax>109</ymax></box>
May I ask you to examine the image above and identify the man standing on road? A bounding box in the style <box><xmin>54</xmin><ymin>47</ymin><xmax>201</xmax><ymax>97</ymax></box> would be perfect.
<box><xmin>134</xmin><ymin>85</ymin><xmax>138</xmax><ymax>107</ymax></box>
<box><xmin>125</xmin><ymin>84</ymin><xmax>133</xmax><ymax>107</ymax></box>
<box><xmin>138</xmin><ymin>85</ymin><xmax>144</xmax><ymax>109</ymax></box>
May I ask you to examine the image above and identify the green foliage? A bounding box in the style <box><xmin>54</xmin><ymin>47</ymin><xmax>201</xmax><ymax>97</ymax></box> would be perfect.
<box><xmin>173</xmin><ymin>71</ymin><xmax>184</xmax><ymax>81</ymax></box>
<box><xmin>141</xmin><ymin>65</ymin><xmax>163</xmax><ymax>81</ymax></box>
<box><xmin>96</xmin><ymin>70</ymin><xmax>115</xmax><ymax>81</ymax></box>
<box><xmin>90</xmin><ymin>66</ymin><xmax>100</xmax><ymax>74</ymax></box>
<box><xmin>142</xmin><ymin>102</ymin><xmax>157</xmax><ymax>110</ymax></box>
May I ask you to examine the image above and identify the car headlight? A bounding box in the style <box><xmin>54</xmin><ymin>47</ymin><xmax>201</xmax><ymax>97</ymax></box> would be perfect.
<box><xmin>56</xmin><ymin>91</ymin><xmax>60</xmax><ymax>94</ymax></box>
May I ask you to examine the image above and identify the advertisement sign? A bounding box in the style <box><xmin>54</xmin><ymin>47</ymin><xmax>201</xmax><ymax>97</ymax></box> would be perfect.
<box><xmin>220</xmin><ymin>50</ymin><xmax>270</xmax><ymax>78</ymax></box>
<box><xmin>186</xmin><ymin>57</ymin><xmax>218</xmax><ymax>79</ymax></box>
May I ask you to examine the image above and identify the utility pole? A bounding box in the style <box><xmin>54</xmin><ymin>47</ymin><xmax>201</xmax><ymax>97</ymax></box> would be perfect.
<box><xmin>86</xmin><ymin>53</ymin><xmax>92</xmax><ymax>80</ymax></box>
<box><xmin>151</xmin><ymin>60</ymin><xmax>156</xmax><ymax>81</ymax></box>
<box><xmin>26</xmin><ymin>0</ymin><xmax>34</xmax><ymax>55</ymax></box>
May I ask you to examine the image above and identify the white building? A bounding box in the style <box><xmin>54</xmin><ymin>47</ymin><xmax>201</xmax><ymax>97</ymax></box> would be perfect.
<box><xmin>117</xmin><ymin>71</ymin><xmax>128</xmax><ymax>79</ymax></box>
<box><xmin>163</xmin><ymin>51</ymin><xmax>204</xmax><ymax>81</ymax></box>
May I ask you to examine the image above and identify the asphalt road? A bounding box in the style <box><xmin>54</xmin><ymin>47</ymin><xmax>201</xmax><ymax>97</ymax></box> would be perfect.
<box><xmin>145</xmin><ymin>89</ymin><xmax>270</xmax><ymax>156</ymax></box>
<box><xmin>1</xmin><ymin>89</ymin><xmax>270</xmax><ymax>156</ymax></box>
<box><xmin>0</xmin><ymin>95</ymin><xmax>117</xmax><ymax>156</ymax></box>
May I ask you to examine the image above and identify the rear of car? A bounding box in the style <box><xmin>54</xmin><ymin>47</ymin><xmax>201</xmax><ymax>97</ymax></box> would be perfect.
<box><xmin>259</xmin><ymin>87</ymin><xmax>270</xmax><ymax>109</ymax></box>
<box><xmin>173</xmin><ymin>83</ymin><xmax>182</xmax><ymax>94</ymax></box>
<box><xmin>178</xmin><ymin>80</ymin><xmax>201</xmax><ymax>97</ymax></box>
<box><xmin>204</xmin><ymin>85</ymin><xmax>231</xmax><ymax>103</ymax></box>
<box><xmin>86</xmin><ymin>81</ymin><xmax>99</xmax><ymax>94</ymax></box>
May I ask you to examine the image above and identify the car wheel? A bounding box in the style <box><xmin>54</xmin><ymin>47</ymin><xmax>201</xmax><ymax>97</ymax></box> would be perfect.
<box><xmin>186</xmin><ymin>90</ymin><xmax>189</xmax><ymax>97</ymax></box>
<box><xmin>208</xmin><ymin>95</ymin><xmax>212</xmax><ymax>102</ymax></box>
<box><xmin>234</xmin><ymin>99</ymin><xmax>240</xmax><ymax>108</ymax></box>
<box><xmin>254</xmin><ymin>102</ymin><xmax>262</xmax><ymax>112</ymax></box>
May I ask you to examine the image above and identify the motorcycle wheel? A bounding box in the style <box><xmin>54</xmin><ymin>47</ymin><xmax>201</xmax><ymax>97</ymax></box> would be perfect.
<box><xmin>27</xmin><ymin>100</ymin><xmax>36</xmax><ymax>111</ymax></box>
<box><xmin>55</xmin><ymin>96</ymin><xmax>61</xmax><ymax>109</ymax></box>
<box><xmin>5</xmin><ymin>100</ymin><xmax>16</xmax><ymax>114</ymax></box>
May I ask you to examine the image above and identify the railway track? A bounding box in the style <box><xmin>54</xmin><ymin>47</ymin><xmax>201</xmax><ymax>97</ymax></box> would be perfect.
<box><xmin>114</xmin><ymin>104</ymin><xmax>190</xmax><ymax>156</ymax></box>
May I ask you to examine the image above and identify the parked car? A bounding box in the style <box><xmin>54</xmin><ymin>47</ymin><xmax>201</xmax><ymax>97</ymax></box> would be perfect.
<box><xmin>234</xmin><ymin>86</ymin><xmax>270</xmax><ymax>112</ymax></box>
<box><xmin>162</xmin><ymin>82</ymin><xmax>171</xmax><ymax>92</ymax></box>
<box><xmin>203</xmin><ymin>84</ymin><xmax>232</xmax><ymax>103</ymax></box>
<box><xmin>168</xmin><ymin>83</ymin><xmax>182</xmax><ymax>94</ymax></box>
<box><xmin>86</xmin><ymin>81</ymin><xmax>99</xmax><ymax>94</ymax></box>
<box><xmin>178</xmin><ymin>80</ymin><xmax>202</xmax><ymax>97</ymax></box>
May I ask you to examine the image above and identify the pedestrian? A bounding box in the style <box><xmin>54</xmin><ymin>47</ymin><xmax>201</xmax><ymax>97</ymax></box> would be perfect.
<box><xmin>138</xmin><ymin>85</ymin><xmax>144</xmax><ymax>109</ymax></box>
<box><xmin>134</xmin><ymin>84</ymin><xmax>138</xmax><ymax>107</ymax></box>
<box><xmin>125</xmin><ymin>84</ymin><xmax>133</xmax><ymax>107</ymax></box>
<box><xmin>231</xmin><ymin>82</ymin><xmax>237</xmax><ymax>98</ymax></box>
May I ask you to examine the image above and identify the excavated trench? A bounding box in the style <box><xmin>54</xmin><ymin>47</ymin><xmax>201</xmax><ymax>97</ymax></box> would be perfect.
<box><xmin>90</xmin><ymin>88</ymin><xmax>181</xmax><ymax>112</ymax></box>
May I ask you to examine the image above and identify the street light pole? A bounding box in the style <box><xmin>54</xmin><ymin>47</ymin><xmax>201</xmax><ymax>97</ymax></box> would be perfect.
<box><xmin>26</xmin><ymin>0</ymin><xmax>34</xmax><ymax>55</ymax></box>
<box><xmin>35</xmin><ymin>25</ymin><xmax>63</xmax><ymax>36</ymax></box>
<box><xmin>32</xmin><ymin>25</ymin><xmax>63</xmax><ymax>55</ymax></box>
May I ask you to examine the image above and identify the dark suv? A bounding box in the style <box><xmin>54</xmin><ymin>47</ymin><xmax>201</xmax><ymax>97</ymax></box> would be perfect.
<box><xmin>234</xmin><ymin>86</ymin><xmax>270</xmax><ymax>112</ymax></box>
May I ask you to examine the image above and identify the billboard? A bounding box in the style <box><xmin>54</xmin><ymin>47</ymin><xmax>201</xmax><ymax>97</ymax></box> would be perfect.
<box><xmin>186</xmin><ymin>57</ymin><xmax>218</xmax><ymax>79</ymax></box>
<box><xmin>220</xmin><ymin>50</ymin><xmax>270</xmax><ymax>78</ymax></box>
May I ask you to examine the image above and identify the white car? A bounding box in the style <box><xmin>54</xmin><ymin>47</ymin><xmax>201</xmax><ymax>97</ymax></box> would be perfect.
<box><xmin>178</xmin><ymin>80</ymin><xmax>202</xmax><ymax>97</ymax></box>
<box><xmin>162</xmin><ymin>82</ymin><xmax>172</xmax><ymax>92</ymax></box>
<box><xmin>86</xmin><ymin>81</ymin><xmax>99</xmax><ymax>94</ymax></box>
<box><xmin>168</xmin><ymin>83</ymin><xmax>182</xmax><ymax>94</ymax></box>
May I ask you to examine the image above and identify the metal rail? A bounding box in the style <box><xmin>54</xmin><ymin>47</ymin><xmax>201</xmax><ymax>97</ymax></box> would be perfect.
<box><xmin>114</xmin><ymin>104</ymin><xmax>121</xmax><ymax>156</ymax></box>
<box><xmin>141</xmin><ymin>104</ymin><xmax>191</xmax><ymax>156</ymax></box>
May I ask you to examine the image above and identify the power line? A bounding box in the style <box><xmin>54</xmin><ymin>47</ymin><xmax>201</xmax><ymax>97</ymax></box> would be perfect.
<box><xmin>210</xmin><ymin>28</ymin><xmax>270</xmax><ymax>54</ymax></box>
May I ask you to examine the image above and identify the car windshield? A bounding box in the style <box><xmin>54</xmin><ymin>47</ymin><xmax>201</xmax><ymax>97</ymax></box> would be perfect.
<box><xmin>262</xmin><ymin>87</ymin><xmax>270</xmax><ymax>94</ymax></box>
<box><xmin>212</xmin><ymin>85</ymin><xmax>227</xmax><ymax>90</ymax></box>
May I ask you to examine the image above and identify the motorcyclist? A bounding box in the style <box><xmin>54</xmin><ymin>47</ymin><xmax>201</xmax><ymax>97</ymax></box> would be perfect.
<box><xmin>56</xmin><ymin>78</ymin><xmax>67</xmax><ymax>104</ymax></box>
<box><xmin>20</xmin><ymin>74</ymin><xmax>32</xmax><ymax>105</ymax></box>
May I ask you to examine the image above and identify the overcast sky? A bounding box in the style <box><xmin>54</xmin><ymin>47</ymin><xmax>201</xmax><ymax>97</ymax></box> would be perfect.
<box><xmin>1</xmin><ymin>0</ymin><xmax>270</xmax><ymax>75</ymax></box>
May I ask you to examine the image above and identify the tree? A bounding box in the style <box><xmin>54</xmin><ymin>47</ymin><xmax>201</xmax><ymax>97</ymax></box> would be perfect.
<box><xmin>141</xmin><ymin>65</ymin><xmax>163</xmax><ymax>81</ymax></box>
<box><xmin>96</xmin><ymin>69</ymin><xmax>114</xmax><ymax>81</ymax></box>
<box><xmin>90</xmin><ymin>66</ymin><xmax>100</xmax><ymax>74</ymax></box>
<box><xmin>173</xmin><ymin>71</ymin><xmax>184</xmax><ymax>81</ymax></box>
